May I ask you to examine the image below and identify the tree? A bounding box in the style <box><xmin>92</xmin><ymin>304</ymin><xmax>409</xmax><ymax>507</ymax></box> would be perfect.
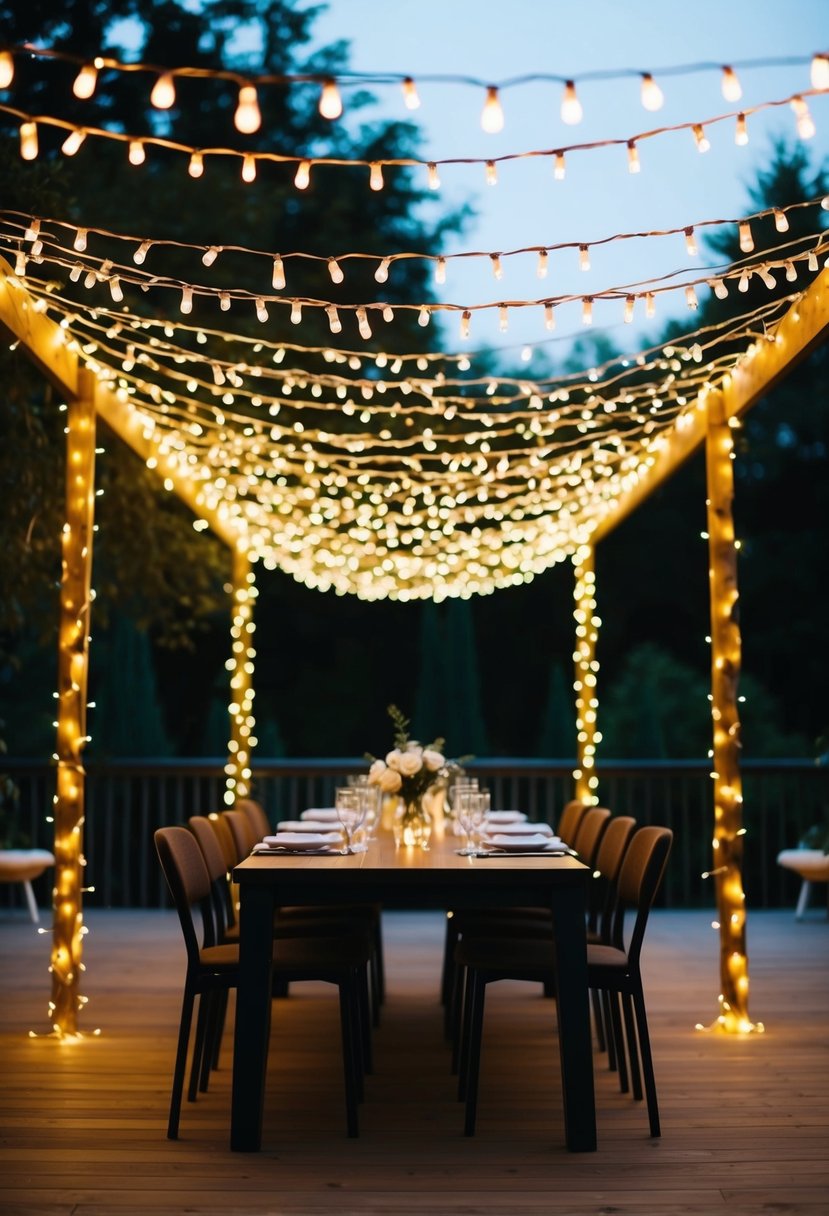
<box><xmin>536</xmin><ymin>661</ymin><xmax>577</xmax><ymax>759</ymax></box>
<box><xmin>89</xmin><ymin>612</ymin><xmax>171</xmax><ymax>756</ymax></box>
<box><xmin>443</xmin><ymin>599</ymin><xmax>488</xmax><ymax>756</ymax></box>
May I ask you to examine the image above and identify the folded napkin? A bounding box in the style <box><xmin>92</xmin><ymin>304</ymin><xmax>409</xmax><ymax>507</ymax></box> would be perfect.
<box><xmin>275</xmin><ymin>819</ymin><xmax>343</xmax><ymax>834</ymax></box>
<box><xmin>300</xmin><ymin>807</ymin><xmax>339</xmax><ymax>822</ymax></box>
<box><xmin>484</xmin><ymin>810</ymin><xmax>528</xmax><ymax>825</ymax></box>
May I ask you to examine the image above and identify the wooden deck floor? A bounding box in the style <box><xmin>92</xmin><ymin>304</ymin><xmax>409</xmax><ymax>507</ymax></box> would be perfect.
<box><xmin>1</xmin><ymin>905</ymin><xmax>827</xmax><ymax>1216</ymax></box>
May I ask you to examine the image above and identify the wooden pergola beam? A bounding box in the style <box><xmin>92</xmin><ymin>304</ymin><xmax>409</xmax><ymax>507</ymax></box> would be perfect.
<box><xmin>591</xmin><ymin>266</ymin><xmax>829</xmax><ymax>542</ymax></box>
<box><xmin>0</xmin><ymin>258</ymin><xmax>239</xmax><ymax>549</ymax></box>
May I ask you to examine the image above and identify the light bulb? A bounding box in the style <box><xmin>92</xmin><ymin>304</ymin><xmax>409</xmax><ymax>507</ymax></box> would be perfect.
<box><xmin>382</xmin><ymin>305</ymin><xmax>394</xmax><ymax>322</ymax></box>
<box><xmin>624</xmin><ymin>295</ymin><xmax>635</xmax><ymax>323</ymax></box>
<box><xmin>435</xmin><ymin>256</ymin><xmax>446</xmax><ymax>284</ymax></box>
<box><xmin>357</xmin><ymin>307</ymin><xmax>372</xmax><ymax>339</ymax></box>
<box><xmin>490</xmin><ymin>253</ymin><xmax>503</xmax><ymax>280</ymax></box>
<box><xmin>14</xmin><ymin>250</ymin><xmax>26</xmax><ymax>275</ymax></box>
<box><xmin>188</xmin><ymin>151</ymin><xmax>204</xmax><ymax>178</ymax></box>
<box><xmin>808</xmin><ymin>250</ymin><xmax>818</xmax><ymax>271</ymax></box>
<box><xmin>74</xmin><ymin>227</ymin><xmax>88</xmax><ymax>252</ymax></box>
<box><xmin>128</xmin><ymin>139</ymin><xmax>145</xmax><ymax>165</ymax></box>
<box><xmin>758</xmin><ymin>267</ymin><xmax>776</xmax><ymax>290</ymax></box>
<box><xmin>241</xmin><ymin>153</ymin><xmax>256</xmax><ymax>182</ymax></box>
<box><xmin>427</xmin><ymin>162</ymin><xmax>440</xmax><ymax>190</ymax></box>
<box><xmin>810</xmin><ymin>53</ymin><xmax>829</xmax><ymax>89</ymax></box>
<box><xmin>234</xmin><ymin>84</ymin><xmax>261</xmax><ymax>134</ymax></box>
<box><xmin>401</xmin><ymin>76</ymin><xmax>420</xmax><ymax>109</ymax></box>
<box><xmin>319</xmin><ymin>78</ymin><xmax>343</xmax><ymax>119</ymax></box>
<box><xmin>481</xmin><ymin>86</ymin><xmax>504</xmax><ymax>133</ymax></box>
<box><xmin>202</xmin><ymin>246</ymin><xmax>219</xmax><ymax>267</ymax></box>
<box><xmin>272</xmin><ymin>256</ymin><xmax>285</xmax><ymax>289</ymax></box>
<box><xmin>581</xmin><ymin>297</ymin><xmax>593</xmax><ymax>325</ymax></box>
<box><xmin>255</xmin><ymin>298</ymin><xmax>268</xmax><ymax>322</ymax></box>
<box><xmin>685</xmin><ymin>227</ymin><xmax>698</xmax><ymax>256</ymax></box>
<box><xmin>460</xmin><ymin>310</ymin><xmax>471</xmax><ymax>339</ymax></box>
<box><xmin>791</xmin><ymin>96</ymin><xmax>815</xmax><ymax>139</ymax></box>
<box><xmin>180</xmin><ymin>285</ymin><xmax>193</xmax><ymax>314</ymax></box>
<box><xmin>220</xmin><ymin>292</ymin><xmax>231</xmax><ymax>310</ymax></box>
<box><xmin>290</xmin><ymin>301</ymin><xmax>302</xmax><ymax>324</ymax></box>
<box><xmin>693</xmin><ymin>123</ymin><xmax>710</xmax><ymax>153</ymax></box>
<box><xmin>485</xmin><ymin>159</ymin><xmax>497</xmax><ymax>186</ymax></box>
<box><xmin>19</xmin><ymin>121</ymin><xmax>38</xmax><ymax>160</ymax></box>
<box><xmin>328</xmin><ymin>258</ymin><xmax>344</xmax><ymax>284</ymax></box>
<box><xmin>738</xmin><ymin>269</ymin><xmax>750</xmax><ymax>292</ymax></box>
<box><xmin>774</xmin><ymin>208</ymin><xmax>789</xmax><ymax>233</ymax></box>
<box><xmin>735</xmin><ymin>113</ymin><xmax>748</xmax><ymax>145</ymax></box>
<box><xmin>561</xmin><ymin>80</ymin><xmax>582</xmax><ymax>124</ymax></box>
<box><xmin>61</xmin><ymin>128</ymin><xmax>85</xmax><ymax>156</ymax></box>
<box><xmin>721</xmin><ymin>66</ymin><xmax>742</xmax><ymax>102</ymax></box>
<box><xmin>294</xmin><ymin>159</ymin><xmax>311</xmax><ymax>189</ymax></box>
<box><xmin>0</xmin><ymin>50</ymin><xmax>14</xmax><ymax>89</ymax></box>
<box><xmin>375</xmin><ymin>257</ymin><xmax>390</xmax><ymax>283</ymax></box>
<box><xmin>579</xmin><ymin>245</ymin><xmax>590</xmax><ymax>272</ymax></box>
<box><xmin>369</xmin><ymin>161</ymin><xmax>384</xmax><ymax>191</ymax></box>
<box><xmin>24</xmin><ymin>218</ymin><xmax>40</xmax><ymax>241</ymax></box>
<box><xmin>712</xmin><ymin>278</ymin><xmax>729</xmax><ymax>299</ymax></box>
<box><xmin>133</xmin><ymin>240</ymin><xmax>151</xmax><ymax>264</ymax></box>
<box><xmin>499</xmin><ymin>305</ymin><xmax>509</xmax><ymax>331</ymax></box>
<box><xmin>151</xmin><ymin>72</ymin><xmax>176</xmax><ymax>109</ymax></box>
<box><xmin>738</xmin><ymin>221</ymin><xmax>754</xmax><ymax>253</ymax></box>
<box><xmin>109</xmin><ymin>276</ymin><xmax>123</xmax><ymax>303</ymax></box>
<box><xmin>645</xmin><ymin>292</ymin><xmax>655</xmax><ymax>318</ymax></box>
<box><xmin>326</xmin><ymin>304</ymin><xmax>341</xmax><ymax>334</ymax></box>
<box><xmin>553</xmin><ymin>151</ymin><xmax>566</xmax><ymax>180</ymax></box>
<box><xmin>685</xmin><ymin>285</ymin><xmax>698</xmax><ymax>310</ymax></box>
<box><xmin>640</xmin><ymin>73</ymin><xmax>663</xmax><ymax>111</ymax></box>
<box><xmin>73</xmin><ymin>64</ymin><xmax>98</xmax><ymax>100</ymax></box>
<box><xmin>544</xmin><ymin>304</ymin><xmax>555</xmax><ymax>330</ymax></box>
<box><xmin>536</xmin><ymin>250</ymin><xmax>548</xmax><ymax>278</ymax></box>
<box><xmin>418</xmin><ymin>306</ymin><xmax>430</xmax><ymax>327</ymax></box>
<box><xmin>627</xmin><ymin>140</ymin><xmax>640</xmax><ymax>173</ymax></box>
<box><xmin>784</xmin><ymin>260</ymin><xmax>796</xmax><ymax>282</ymax></box>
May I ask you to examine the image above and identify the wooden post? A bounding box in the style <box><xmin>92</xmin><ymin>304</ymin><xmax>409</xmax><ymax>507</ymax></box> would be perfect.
<box><xmin>572</xmin><ymin>544</ymin><xmax>599</xmax><ymax>805</ymax></box>
<box><xmin>224</xmin><ymin>548</ymin><xmax>256</xmax><ymax>805</ymax></box>
<box><xmin>50</xmin><ymin>371</ymin><xmax>97</xmax><ymax>1037</ymax></box>
<box><xmin>703</xmin><ymin>391</ymin><xmax>760</xmax><ymax>1034</ymax></box>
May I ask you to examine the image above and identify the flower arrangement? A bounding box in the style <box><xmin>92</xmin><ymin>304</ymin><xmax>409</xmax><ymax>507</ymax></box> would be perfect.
<box><xmin>367</xmin><ymin>705</ymin><xmax>450</xmax><ymax>807</ymax></box>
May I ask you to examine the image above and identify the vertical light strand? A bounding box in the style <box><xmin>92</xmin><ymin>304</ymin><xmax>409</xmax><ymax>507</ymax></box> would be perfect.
<box><xmin>224</xmin><ymin>548</ymin><xmax>257</xmax><ymax>806</ymax></box>
<box><xmin>703</xmin><ymin>391</ymin><xmax>760</xmax><ymax>1036</ymax></box>
<box><xmin>572</xmin><ymin>543</ymin><xmax>600</xmax><ymax>805</ymax></box>
<box><xmin>50</xmin><ymin>370</ymin><xmax>97</xmax><ymax>1038</ymax></box>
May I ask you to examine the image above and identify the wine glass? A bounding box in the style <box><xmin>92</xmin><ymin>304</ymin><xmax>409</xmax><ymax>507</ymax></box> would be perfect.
<box><xmin>335</xmin><ymin>786</ymin><xmax>366</xmax><ymax>853</ymax></box>
<box><xmin>455</xmin><ymin>786</ymin><xmax>485</xmax><ymax>856</ymax></box>
<box><xmin>447</xmin><ymin>776</ymin><xmax>478</xmax><ymax>836</ymax></box>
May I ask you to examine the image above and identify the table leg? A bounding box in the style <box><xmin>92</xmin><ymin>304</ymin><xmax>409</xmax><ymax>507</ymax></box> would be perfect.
<box><xmin>230</xmin><ymin>884</ymin><xmax>274</xmax><ymax>1151</ymax></box>
<box><xmin>550</xmin><ymin>883</ymin><xmax>596</xmax><ymax>1151</ymax></box>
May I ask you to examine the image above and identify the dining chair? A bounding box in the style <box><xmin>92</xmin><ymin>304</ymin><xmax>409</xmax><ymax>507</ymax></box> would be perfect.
<box><xmin>584</xmin><ymin>815</ymin><xmax>637</xmax><ymax>1058</ymax></box>
<box><xmin>235</xmin><ymin>797</ymin><xmax>272</xmax><ymax>840</ymax></box>
<box><xmin>571</xmin><ymin>805</ymin><xmax>611</xmax><ymax>864</ymax></box>
<box><xmin>556</xmin><ymin>799</ymin><xmax>588</xmax><ymax>847</ymax></box>
<box><xmin>154</xmin><ymin>825</ymin><xmax>370</xmax><ymax>1139</ymax></box>
<box><xmin>454</xmin><ymin>825</ymin><xmax>673</xmax><ymax>1138</ymax></box>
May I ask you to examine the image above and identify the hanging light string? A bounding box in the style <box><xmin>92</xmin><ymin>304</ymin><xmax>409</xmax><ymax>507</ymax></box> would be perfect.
<box><xmin>5</xmin><ymin>86</ymin><xmax>827</xmax><ymax>186</ymax></box>
<box><xmin>4</xmin><ymin>194</ymin><xmax>825</xmax><ymax>294</ymax></box>
<box><xmin>3</xmin><ymin>42</ymin><xmax>826</xmax><ymax>131</ymax></box>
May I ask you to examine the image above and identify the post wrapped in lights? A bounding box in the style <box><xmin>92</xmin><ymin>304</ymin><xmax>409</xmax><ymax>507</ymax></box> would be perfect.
<box><xmin>224</xmin><ymin>548</ymin><xmax>257</xmax><ymax>806</ymax></box>
<box><xmin>50</xmin><ymin>370</ymin><xmax>97</xmax><ymax>1037</ymax></box>
<box><xmin>703</xmin><ymin>390</ymin><xmax>759</xmax><ymax>1035</ymax></box>
<box><xmin>572</xmin><ymin>544</ymin><xmax>600</xmax><ymax>805</ymax></box>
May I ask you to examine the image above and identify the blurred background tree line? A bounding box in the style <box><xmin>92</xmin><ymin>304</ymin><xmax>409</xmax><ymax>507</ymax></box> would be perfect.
<box><xmin>0</xmin><ymin>0</ymin><xmax>826</xmax><ymax>762</ymax></box>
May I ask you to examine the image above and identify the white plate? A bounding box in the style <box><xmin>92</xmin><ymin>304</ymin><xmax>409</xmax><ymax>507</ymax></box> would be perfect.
<box><xmin>484</xmin><ymin>811</ymin><xmax>528</xmax><ymax>825</ymax></box>
<box><xmin>300</xmin><ymin>807</ymin><xmax>339</xmax><ymax>822</ymax></box>
<box><xmin>261</xmin><ymin>832</ymin><xmax>340</xmax><ymax>851</ymax></box>
<box><xmin>273</xmin><ymin>820</ymin><xmax>342</xmax><ymax>833</ymax></box>
<box><xmin>483</xmin><ymin>819</ymin><xmax>553</xmax><ymax>836</ymax></box>
<box><xmin>483</xmin><ymin>833</ymin><xmax>559</xmax><ymax>852</ymax></box>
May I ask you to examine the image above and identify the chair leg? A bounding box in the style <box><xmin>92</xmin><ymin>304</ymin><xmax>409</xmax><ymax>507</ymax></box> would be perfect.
<box><xmin>621</xmin><ymin>991</ymin><xmax>643</xmax><ymax>1101</ymax></box>
<box><xmin>358</xmin><ymin>964</ymin><xmax>373</xmax><ymax>1076</ymax></box>
<box><xmin>607</xmin><ymin>990</ymin><xmax>629</xmax><ymax>1094</ymax></box>
<box><xmin>168</xmin><ymin>986</ymin><xmax>195</xmax><ymax>1140</ymax></box>
<box><xmin>591</xmin><ymin>987</ymin><xmax>607</xmax><ymax>1052</ymax></box>
<box><xmin>373</xmin><ymin>913</ymin><xmax>386</xmax><ymax>1006</ymax></box>
<box><xmin>632</xmin><ymin>985</ymin><xmax>661</xmax><ymax>1137</ymax></box>
<box><xmin>795</xmin><ymin>880</ymin><xmax>811</xmax><ymax>920</ymax></box>
<box><xmin>210</xmin><ymin>990</ymin><xmax>229</xmax><ymax>1070</ymax></box>
<box><xmin>463</xmin><ymin>971</ymin><xmax>487</xmax><ymax>1137</ymax></box>
<box><xmin>338</xmin><ymin>976</ymin><xmax>360</xmax><ymax>1138</ymax></box>
<box><xmin>441</xmin><ymin>914</ymin><xmax>459</xmax><ymax>1008</ymax></box>
<box><xmin>22</xmin><ymin>880</ymin><xmax>40</xmax><ymax>924</ymax></box>
<box><xmin>455</xmin><ymin>965</ymin><xmax>473</xmax><ymax>1088</ymax></box>
<box><xmin>188</xmin><ymin>993</ymin><xmax>210</xmax><ymax>1102</ymax></box>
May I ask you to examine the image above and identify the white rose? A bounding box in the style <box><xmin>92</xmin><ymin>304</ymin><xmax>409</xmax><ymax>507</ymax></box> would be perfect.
<box><xmin>378</xmin><ymin>766</ymin><xmax>402</xmax><ymax>793</ymax></box>
<box><xmin>398</xmin><ymin>750</ymin><xmax>423</xmax><ymax>777</ymax></box>
<box><xmin>422</xmin><ymin>749</ymin><xmax>445</xmax><ymax>772</ymax></box>
<box><xmin>368</xmin><ymin>759</ymin><xmax>387</xmax><ymax>785</ymax></box>
<box><xmin>386</xmin><ymin>749</ymin><xmax>405</xmax><ymax>771</ymax></box>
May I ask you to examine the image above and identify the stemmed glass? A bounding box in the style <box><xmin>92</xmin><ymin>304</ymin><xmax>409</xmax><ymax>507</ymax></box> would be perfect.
<box><xmin>335</xmin><ymin>786</ymin><xmax>368</xmax><ymax>853</ymax></box>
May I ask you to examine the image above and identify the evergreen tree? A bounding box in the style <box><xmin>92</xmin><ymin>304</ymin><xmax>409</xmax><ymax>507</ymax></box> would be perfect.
<box><xmin>443</xmin><ymin>599</ymin><xmax>488</xmax><ymax>756</ymax></box>
<box><xmin>536</xmin><ymin>661</ymin><xmax>577</xmax><ymax>758</ymax></box>
<box><xmin>412</xmin><ymin>601</ymin><xmax>445</xmax><ymax>742</ymax></box>
<box><xmin>90</xmin><ymin>612</ymin><xmax>170</xmax><ymax>756</ymax></box>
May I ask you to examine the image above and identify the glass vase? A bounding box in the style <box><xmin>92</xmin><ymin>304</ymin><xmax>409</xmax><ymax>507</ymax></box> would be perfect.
<box><xmin>392</xmin><ymin>794</ymin><xmax>432</xmax><ymax>849</ymax></box>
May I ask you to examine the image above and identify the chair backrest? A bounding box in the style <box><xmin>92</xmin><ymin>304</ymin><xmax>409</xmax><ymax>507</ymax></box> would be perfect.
<box><xmin>557</xmin><ymin>799</ymin><xmax>587</xmax><ymax>846</ymax></box>
<box><xmin>610</xmin><ymin>826</ymin><xmax>673</xmax><ymax>963</ymax></box>
<box><xmin>224</xmin><ymin>809</ymin><xmax>257</xmax><ymax>862</ymax></box>
<box><xmin>189</xmin><ymin>815</ymin><xmax>235</xmax><ymax>935</ymax></box>
<box><xmin>236</xmin><ymin>798</ymin><xmax>271</xmax><ymax>840</ymax></box>
<box><xmin>590</xmin><ymin>815</ymin><xmax>637</xmax><ymax>935</ymax></box>
<box><xmin>572</xmin><ymin>806</ymin><xmax>611</xmax><ymax>867</ymax></box>
<box><xmin>154</xmin><ymin>826</ymin><xmax>220</xmax><ymax>965</ymax></box>
<box><xmin>209</xmin><ymin>812</ymin><xmax>237</xmax><ymax>871</ymax></box>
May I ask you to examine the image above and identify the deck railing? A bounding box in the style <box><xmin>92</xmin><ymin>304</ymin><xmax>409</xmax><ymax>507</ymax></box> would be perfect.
<box><xmin>4</xmin><ymin>757</ymin><xmax>826</xmax><ymax>911</ymax></box>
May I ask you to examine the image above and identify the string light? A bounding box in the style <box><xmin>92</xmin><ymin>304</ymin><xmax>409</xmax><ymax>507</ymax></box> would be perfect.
<box><xmin>19</xmin><ymin>121</ymin><xmax>38</xmax><ymax>159</ymax></box>
<box><xmin>418</xmin><ymin>305</ymin><xmax>431</xmax><ymax>327</ymax></box>
<box><xmin>738</xmin><ymin>220</ymin><xmax>754</xmax><ymax>252</ymax></box>
<box><xmin>356</xmin><ymin>306</ymin><xmax>372</xmax><ymax>340</ymax></box>
<box><xmin>460</xmin><ymin>309</ymin><xmax>471</xmax><ymax>339</ymax></box>
<box><xmin>401</xmin><ymin>76</ymin><xmax>420</xmax><ymax>109</ymax></box>
<box><xmin>735</xmin><ymin>113</ymin><xmax>748</xmax><ymax>145</ymax></box>
<box><xmin>774</xmin><ymin>208</ymin><xmax>789</xmax><ymax>233</ymax></box>
<box><xmin>128</xmin><ymin>139</ymin><xmax>145</xmax><ymax>166</ymax></box>
<box><xmin>188</xmin><ymin>150</ymin><xmax>204</xmax><ymax>178</ymax></box>
<box><xmin>481</xmin><ymin>85</ymin><xmax>504</xmax><ymax>133</ymax></box>
<box><xmin>693</xmin><ymin>123</ymin><xmax>710</xmax><ymax>152</ymax></box>
<box><xmin>241</xmin><ymin>153</ymin><xmax>256</xmax><ymax>182</ymax></box>
<box><xmin>554</xmin><ymin>151</ymin><xmax>566</xmax><ymax>180</ymax></box>
<box><xmin>234</xmin><ymin>84</ymin><xmax>261</xmax><ymax>134</ymax></box>
<box><xmin>73</xmin><ymin>228</ymin><xmax>88</xmax><ymax>252</ymax></box>
<box><xmin>72</xmin><ymin>63</ymin><xmax>99</xmax><ymax>100</ymax></box>
<box><xmin>202</xmin><ymin>246</ymin><xmax>219</xmax><ymax>267</ymax></box>
<box><xmin>318</xmin><ymin>78</ymin><xmax>343</xmax><ymax>119</ymax></box>
<box><xmin>811</xmin><ymin>53</ymin><xmax>829</xmax><ymax>89</ymax></box>
<box><xmin>290</xmin><ymin>301</ymin><xmax>302</xmax><ymax>324</ymax></box>
<box><xmin>536</xmin><ymin>250</ymin><xmax>548</xmax><ymax>278</ymax></box>
<box><xmin>624</xmin><ymin>295</ymin><xmax>635</xmax><ymax>322</ymax></box>
<box><xmin>499</xmin><ymin>304</ymin><xmax>509</xmax><ymax>332</ymax></box>
<box><xmin>686</xmin><ymin>285</ymin><xmax>699</xmax><ymax>309</ymax></box>
<box><xmin>544</xmin><ymin>303</ymin><xmax>555</xmax><ymax>330</ymax></box>
<box><xmin>325</xmin><ymin>304</ymin><xmax>342</xmax><ymax>333</ymax></box>
<box><xmin>427</xmin><ymin>162</ymin><xmax>440</xmax><ymax>190</ymax></box>
<box><xmin>561</xmin><ymin>80</ymin><xmax>583</xmax><ymax>124</ymax></box>
<box><xmin>328</xmin><ymin>257</ymin><xmax>344</xmax><ymax>284</ymax></box>
<box><xmin>490</xmin><ymin>253</ymin><xmax>503</xmax><ymax>280</ymax></box>
<box><xmin>369</xmin><ymin>161</ymin><xmax>384</xmax><ymax>191</ymax></box>
<box><xmin>485</xmin><ymin>159</ymin><xmax>498</xmax><ymax>186</ymax></box>
<box><xmin>133</xmin><ymin>240</ymin><xmax>151</xmax><ymax>263</ymax></box>
<box><xmin>61</xmin><ymin>129</ymin><xmax>86</xmax><ymax>156</ymax></box>
<box><xmin>375</xmin><ymin>257</ymin><xmax>391</xmax><ymax>284</ymax></box>
<box><xmin>150</xmin><ymin>72</ymin><xmax>176</xmax><ymax>109</ymax></box>
<box><xmin>640</xmin><ymin>72</ymin><xmax>664</xmax><ymax>111</ymax></box>
<box><xmin>180</xmin><ymin>285</ymin><xmax>193</xmax><ymax>313</ymax></box>
<box><xmin>294</xmin><ymin>159</ymin><xmax>311</xmax><ymax>189</ymax></box>
<box><xmin>627</xmin><ymin>140</ymin><xmax>641</xmax><ymax>173</ymax></box>
<box><xmin>435</xmin><ymin>256</ymin><xmax>446</xmax><ymax>284</ymax></box>
<box><xmin>255</xmin><ymin>297</ymin><xmax>268</xmax><ymax>322</ymax></box>
<box><xmin>685</xmin><ymin>227</ymin><xmax>698</xmax><ymax>256</ymax></box>
<box><xmin>579</xmin><ymin>245</ymin><xmax>590</xmax><ymax>272</ymax></box>
<box><xmin>791</xmin><ymin>95</ymin><xmax>815</xmax><ymax>139</ymax></box>
<box><xmin>0</xmin><ymin>49</ymin><xmax>14</xmax><ymax>89</ymax></box>
<box><xmin>272</xmin><ymin>256</ymin><xmax>285</xmax><ymax>290</ymax></box>
<box><xmin>721</xmin><ymin>65</ymin><xmax>743</xmax><ymax>101</ymax></box>
<box><xmin>582</xmin><ymin>297</ymin><xmax>593</xmax><ymax>325</ymax></box>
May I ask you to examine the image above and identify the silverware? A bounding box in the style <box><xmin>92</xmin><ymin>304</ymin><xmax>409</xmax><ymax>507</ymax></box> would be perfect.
<box><xmin>461</xmin><ymin>849</ymin><xmax>572</xmax><ymax>858</ymax></box>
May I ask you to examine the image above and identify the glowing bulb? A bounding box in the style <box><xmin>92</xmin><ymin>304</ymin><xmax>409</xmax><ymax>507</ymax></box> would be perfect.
<box><xmin>481</xmin><ymin>86</ymin><xmax>504</xmax><ymax>133</ymax></box>
<box><xmin>0</xmin><ymin>50</ymin><xmax>13</xmax><ymax>89</ymax></box>
<box><xmin>61</xmin><ymin>128</ymin><xmax>85</xmax><ymax>156</ymax></box>
<box><xmin>810</xmin><ymin>53</ymin><xmax>829</xmax><ymax>88</ymax></box>
<box><xmin>382</xmin><ymin>305</ymin><xmax>394</xmax><ymax>322</ymax></box>
<box><xmin>490</xmin><ymin>253</ymin><xmax>503</xmax><ymax>280</ymax></box>
<box><xmin>645</xmin><ymin>292</ymin><xmax>655</xmax><ymax>318</ymax></box>
<box><xmin>712</xmin><ymin>278</ymin><xmax>729</xmax><ymax>299</ymax></box>
<box><xmin>128</xmin><ymin>139</ymin><xmax>146</xmax><ymax>165</ymax></box>
<box><xmin>758</xmin><ymin>267</ymin><xmax>776</xmax><ymax>289</ymax></box>
<box><xmin>685</xmin><ymin>285</ymin><xmax>698</xmax><ymax>310</ymax></box>
<box><xmin>536</xmin><ymin>249</ymin><xmax>548</xmax><ymax>278</ymax></box>
<box><xmin>738</xmin><ymin>269</ymin><xmax>750</xmax><ymax>292</ymax></box>
<box><xmin>485</xmin><ymin>159</ymin><xmax>498</xmax><ymax>185</ymax></box>
<box><xmin>784</xmin><ymin>260</ymin><xmax>797</xmax><ymax>282</ymax></box>
<box><xmin>74</xmin><ymin>227</ymin><xmax>88</xmax><ymax>252</ymax></box>
<box><xmin>435</xmin><ymin>256</ymin><xmax>446</xmax><ymax>284</ymax></box>
<box><xmin>328</xmin><ymin>258</ymin><xmax>344</xmax><ymax>284</ymax></box>
<box><xmin>738</xmin><ymin>220</ymin><xmax>754</xmax><ymax>253</ymax></box>
<box><xmin>19</xmin><ymin>121</ymin><xmax>38</xmax><ymax>160</ymax></box>
<box><xmin>499</xmin><ymin>305</ymin><xmax>508</xmax><ymax>332</ymax></box>
<box><xmin>685</xmin><ymin>227</ymin><xmax>698</xmax><ymax>256</ymax></box>
<box><xmin>188</xmin><ymin>151</ymin><xmax>204</xmax><ymax>178</ymax></box>
<box><xmin>791</xmin><ymin>96</ymin><xmax>815</xmax><ymax>139</ymax></box>
<box><xmin>235</xmin><ymin>84</ymin><xmax>261</xmax><ymax>134</ymax></box>
<box><xmin>180</xmin><ymin>285</ymin><xmax>193</xmax><ymax>314</ymax></box>
<box><xmin>319</xmin><ymin>78</ymin><xmax>343</xmax><ymax>119</ymax></box>
<box><xmin>561</xmin><ymin>80</ymin><xmax>582</xmax><ymax>124</ymax></box>
<box><xmin>735</xmin><ymin>113</ymin><xmax>748</xmax><ymax>145</ymax></box>
<box><xmin>242</xmin><ymin>153</ymin><xmax>256</xmax><ymax>182</ymax></box>
<box><xmin>219</xmin><ymin>292</ymin><xmax>230</xmax><ymax>310</ymax></box>
<box><xmin>290</xmin><ymin>301</ymin><xmax>302</xmax><ymax>324</ymax></box>
<box><xmin>554</xmin><ymin>151</ymin><xmax>566</xmax><ymax>180</ymax></box>
<box><xmin>108</xmin><ymin>276</ymin><xmax>123</xmax><ymax>303</ymax></box>
<box><xmin>807</xmin><ymin>250</ymin><xmax>818</xmax><ymax>271</ymax></box>
<box><xmin>624</xmin><ymin>295</ymin><xmax>635</xmax><ymax>323</ymax></box>
<box><xmin>401</xmin><ymin>76</ymin><xmax>420</xmax><ymax>109</ymax></box>
<box><xmin>272</xmin><ymin>256</ymin><xmax>285</xmax><ymax>289</ymax></box>
<box><xmin>773</xmin><ymin>208</ymin><xmax>789</xmax><ymax>233</ymax></box>
<box><xmin>151</xmin><ymin>72</ymin><xmax>176</xmax><ymax>109</ymax></box>
<box><xmin>460</xmin><ymin>310</ymin><xmax>471</xmax><ymax>339</ymax></box>
<box><xmin>427</xmin><ymin>162</ymin><xmax>440</xmax><ymax>190</ymax></box>
<box><xmin>627</xmin><ymin>140</ymin><xmax>640</xmax><ymax>173</ymax></box>
<box><xmin>294</xmin><ymin>159</ymin><xmax>311</xmax><ymax>189</ymax></box>
<box><xmin>579</xmin><ymin>245</ymin><xmax>590</xmax><ymax>272</ymax></box>
<box><xmin>73</xmin><ymin>64</ymin><xmax>98</xmax><ymax>100</ymax></box>
<box><xmin>24</xmin><ymin>218</ymin><xmax>40</xmax><ymax>242</ymax></box>
<box><xmin>582</xmin><ymin>297</ymin><xmax>593</xmax><ymax>325</ymax></box>
<box><xmin>369</xmin><ymin>161</ymin><xmax>384</xmax><ymax>191</ymax></box>
<box><xmin>693</xmin><ymin>123</ymin><xmax>710</xmax><ymax>153</ymax></box>
<box><xmin>202</xmin><ymin>246</ymin><xmax>219</xmax><ymax>267</ymax></box>
<box><xmin>375</xmin><ymin>257</ymin><xmax>390</xmax><ymax>283</ymax></box>
<box><xmin>356</xmin><ymin>307</ymin><xmax>372</xmax><ymax>339</ymax></box>
<box><xmin>326</xmin><ymin>304</ymin><xmax>341</xmax><ymax>334</ymax></box>
<box><xmin>640</xmin><ymin>72</ymin><xmax>663</xmax><ymax>111</ymax></box>
<box><xmin>544</xmin><ymin>304</ymin><xmax>555</xmax><ymax>330</ymax></box>
<box><xmin>721</xmin><ymin>65</ymin><xmax>742</xmax><ymax>101</ymax></box>
<box><xmin>255</xmin><ymin>297</ymin><xmax>268</xmax><ymax>322</ymax></box>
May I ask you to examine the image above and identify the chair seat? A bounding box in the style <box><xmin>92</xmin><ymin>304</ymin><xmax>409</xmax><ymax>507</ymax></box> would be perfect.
<box><xmin>777</xmin><ymin>849</ymin><xmax>829</xmax><ymax>881</ymax></box>
<box><xmin>586</xmin><ymin>943</ymin><xmax>628</xmax><ymax>970</ymax></box>
<box><xmin>0</xmin><ymin>849</ymin><xmax>55</xmax><ymax>882</ymax></box>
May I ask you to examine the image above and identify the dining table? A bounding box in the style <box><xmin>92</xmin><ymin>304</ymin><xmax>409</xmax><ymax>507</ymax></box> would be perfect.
<box><xmin>230</xmin><ymin>824</ymin><xmax>597</xmax><ymax>1152</ymax></box>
